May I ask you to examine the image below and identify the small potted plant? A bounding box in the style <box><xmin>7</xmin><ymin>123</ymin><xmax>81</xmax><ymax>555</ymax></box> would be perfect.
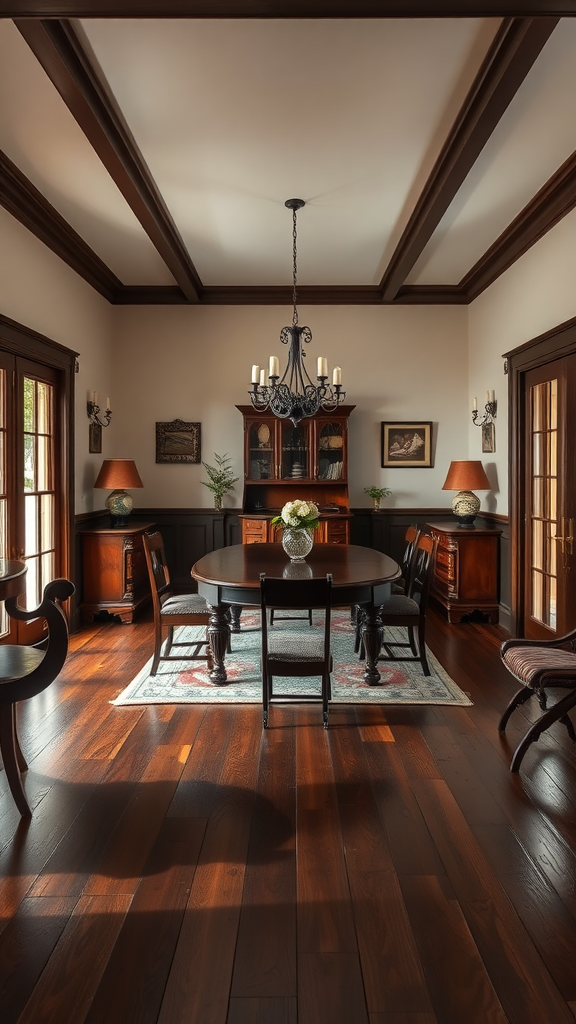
<box><xmin>202</xmin><ymin>453</ymin><xmax>239</xmax><ymax>512</ymax></box>
<box><xmin>364</xmin><ymin>485</ymin><xmax>391</xmax><ymax>513</ymax></box>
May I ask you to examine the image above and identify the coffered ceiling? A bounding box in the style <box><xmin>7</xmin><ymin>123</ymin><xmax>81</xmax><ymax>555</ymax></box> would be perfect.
<box><xmin>1</xmin><ymin>2</ymin><xmax>576</xmax><ymax>305</ymax></box>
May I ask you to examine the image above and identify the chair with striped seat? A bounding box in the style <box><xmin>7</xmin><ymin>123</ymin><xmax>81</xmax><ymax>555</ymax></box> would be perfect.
<box><xmin>499</xmin><ymin>629</ymin><xmax>576</xmax><ymax>772</ymax></box>
<box><xmin>259</xmin><ymin>573</ymin><xmax>333</xmax><ymax>729</ymax></box>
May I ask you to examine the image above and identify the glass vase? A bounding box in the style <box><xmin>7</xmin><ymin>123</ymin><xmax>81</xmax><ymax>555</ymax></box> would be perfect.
<box><xmin>281</xmin><ymin>527</ymin><xmax>314</xmax><ymax>562</ymax></box>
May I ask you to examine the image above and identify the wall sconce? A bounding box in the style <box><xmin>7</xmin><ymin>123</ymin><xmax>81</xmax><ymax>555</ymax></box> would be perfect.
<box><xmin>87</xmin><ymin>392</ymin><xmax>112</xmax><ymax>453</ymax></box>
<box><xmin>472</xmin><ymin>391</ymin><xmax>496</xmax><ymax>453</ymax></box>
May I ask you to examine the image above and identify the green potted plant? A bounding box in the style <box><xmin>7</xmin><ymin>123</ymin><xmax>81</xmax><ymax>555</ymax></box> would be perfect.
<box><xmin>202</xmin><ymin>453</ymin><xmax>239</xmax><ymax>512</ymax></box>
<box><xmin>364</xmin><ymin>485</ymin><xmax>391</xmax><ymax>513</ymax></box>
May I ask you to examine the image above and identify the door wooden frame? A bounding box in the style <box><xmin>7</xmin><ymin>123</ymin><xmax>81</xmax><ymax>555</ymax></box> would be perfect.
<box><xmin>0</xmin><ymin>313</ymin><xmax>77</xmax><ymax>613</ymax></box>
<box><xmin>505</xmin><ymin>313</ymin><xmax>576</xmax><ymax>636</ymax></box>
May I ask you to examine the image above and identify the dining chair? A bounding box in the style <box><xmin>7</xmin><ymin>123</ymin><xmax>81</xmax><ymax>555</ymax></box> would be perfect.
<box><xmin>354</xmin><ymin>524</ymin><xmax>421</xmax><ymax>655</ymax></box>
<box><xmin>0</xmin><ymin>577</ymin><xmax>75</xmax><ymax>816</ymax></box>
<box><xmin>376</xmin><ymin>534</ymin><xmax>436</xmax><ymax>675</ymax></box>
<box><xmin>259</xmin><ymin>573</ymin><xmax>333</xmax><ymax>729</ymax></box>
<box><xmin>498</xmin><ymin>628</ymin><xmax>576</xmax><ymax>772</ymax></box>
<box><xmin>143</xmin><ymin>529</ymin><xmax>217</xmax><ymax>675</ymax></box>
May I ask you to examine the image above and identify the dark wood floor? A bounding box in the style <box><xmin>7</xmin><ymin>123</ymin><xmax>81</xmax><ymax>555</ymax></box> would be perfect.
<box><xmin>2</xmin><ymin>604</ymin><xmax>576</xmax><ymax>1024</ymax></box>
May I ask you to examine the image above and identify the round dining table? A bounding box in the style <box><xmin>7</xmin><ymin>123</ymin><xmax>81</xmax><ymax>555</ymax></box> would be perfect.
<box><xmin>191</xmin><ymin>543</ymin><xmax>400</xmax><ymax>686</ymax></box>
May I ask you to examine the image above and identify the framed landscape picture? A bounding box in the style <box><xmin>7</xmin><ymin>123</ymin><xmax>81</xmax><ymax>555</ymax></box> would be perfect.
<box><xmin>156</xmin><ymin>419</ymin><xmax>201</xmax><ymax>463</ymax></box>
<box><xmin>381</xmin><ymin>421</ymin><xmax>433</xmax><ymax>468</ymax></box>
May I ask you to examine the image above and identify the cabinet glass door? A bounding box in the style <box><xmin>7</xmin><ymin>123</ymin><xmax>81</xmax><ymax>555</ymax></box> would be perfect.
<box><xmin>280</xmin><ymin>422</ymin><xmax>310</xmax><ymax>480</ymax></box>
<box><xmin>317</xmin><ymin>421</ymin><xmax>345</xmax><ymax>481</ymax></box>
<box><xmin>247</xmin><ymin>419</ymin><xmax>276</xmax><ymax>480</ymax></box>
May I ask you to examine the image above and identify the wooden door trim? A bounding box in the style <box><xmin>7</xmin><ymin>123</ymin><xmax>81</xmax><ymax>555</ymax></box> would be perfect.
<box><xmin>0</xmin><ymin>313</ymin><xmax>77</xmax><ymax>600</ymax></box>
<box><xmin>505</xmin><ymin>313</ymin><xmax>576</xmax><ymax>635</ymax></box>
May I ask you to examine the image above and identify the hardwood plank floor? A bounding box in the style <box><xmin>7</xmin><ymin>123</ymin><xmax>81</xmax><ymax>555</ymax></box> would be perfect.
<box><xmin>2</xmin><ymin>604</ymin><xmax>576</xmax><ymax>1023</ymax></box>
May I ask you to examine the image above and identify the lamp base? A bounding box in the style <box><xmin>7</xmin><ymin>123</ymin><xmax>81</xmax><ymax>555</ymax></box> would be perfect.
<box><xmin>452</xmin><ymin>489</ymin><xmax>480</xmax><ymax>528</ymax></box>
<box><xmin>105</xmin><ymin>489</ymin><xmax>133</xmax><ymax>528</ymax></box>
<box><xmin>454</xmin><ymin>515</ymin><xmax>477</xmax><ymax>529</ymax></box>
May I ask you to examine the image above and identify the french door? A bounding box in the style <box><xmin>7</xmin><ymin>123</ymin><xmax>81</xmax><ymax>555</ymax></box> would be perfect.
<box><xmin>0</xmin><ymin>351</ymin><xmax>60</xmax><ymax>644</ymax></box>
<box><xmin>523</xmin><ymin>354</ymin><xmax>576</xmax><ymax>639</ymax></box>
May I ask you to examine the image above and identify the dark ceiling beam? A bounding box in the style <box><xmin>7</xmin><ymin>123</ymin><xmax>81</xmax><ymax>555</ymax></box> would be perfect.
<box><xmin>113</xmin><ymin>283</ymin><xmax>465</xmax><ymax>304</ymax></box>
<box><xmin>2</xmin><ymin>2</ymin><xmax>576</xmax><ymax>17</ymax></box>
<box><xmin>16</xmin><ymin>18</ymin><xmax>202</xmax><ymax>302</ymax></box>
<box><xmin>0</xmin><ymin>148</ymin><xmax>122</xmax><ymax>300</ymax></box>
<box><xmin>379</xmin><ymin>15</ymin><xmax>559</xmax><ymax>301</ymax></box>
<box><xmin>461</xmin><ymin>148</ymin><xmax>576</xmax><ymax>300</ymax></box>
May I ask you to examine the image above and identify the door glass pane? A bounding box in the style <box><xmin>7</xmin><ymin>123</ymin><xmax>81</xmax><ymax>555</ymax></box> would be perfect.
<box><xmin>25</xmin><ymin>494</ymin><xmax>38</xmax><ymax>556</ymax></box>
<box><xmin>38</xmin><ymin>435</ymin><xmax>49</xmax><ymax>491</ymax></box>
<box><xmin>22</xmin><ymin>376</ymin><xmax>56</xmax><ymax>607</ymax></box>
<box><xmin>24</xmin><ymin>433</ymin><xmax>35</xmax><ymax>491</ymax></box>
<box><xmin>23</xmin><ymin>376</ymin><xmax>35</xmax><ymax>432</ymax></box>
<box><xmin>529</xmin><ymin>379</ymin><xmax>557</xmax><ymax>627</ymax></box>
<box><xmin>41</xmin><ymin>494</ymin><xmax>53</xmax><ymax>551</ymax></box>
<box><xmin>37</xmin><ymin>381</ymin><xmax>50</xmax><ymax>433</ymax></box>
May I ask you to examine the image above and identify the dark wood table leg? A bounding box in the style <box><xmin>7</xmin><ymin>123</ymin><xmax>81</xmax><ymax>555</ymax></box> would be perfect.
<box><xmin>360</xmin><ymin>605</ymin><xmax>383</xmax><ymax>686</ymax></box>
<box><xmin>229</xmin><ymin>604</ymin><xmax>242</xmax><ymax>632</ymax></box>
<box><xmin>207</xmin><ymin>603</ymin><xmax>230</xmax><ymax>685</ymax></box>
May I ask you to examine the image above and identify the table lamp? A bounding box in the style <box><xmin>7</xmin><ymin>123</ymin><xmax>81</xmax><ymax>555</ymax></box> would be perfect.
<box><xmin>442</xmin><ymin>460</ymin><xmax>491</xmax><ymax>528</ymax></box>
<box><xmin>94</xmin><ymin>459</ymin><xmax>143</xmax><ymax>527</ymax></box>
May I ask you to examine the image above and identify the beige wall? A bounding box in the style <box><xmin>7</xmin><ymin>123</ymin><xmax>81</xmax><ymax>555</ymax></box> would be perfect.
<box><xmin>468</xmin><ymin>205</ymin><xmax>576</xmax><ymax>514</ymax></box>
<box><xmin>6</xmin><ymin>198</ymin><xmax>576</xmax><ymax>521</ymax></box>
<box><xmin>111</xmin><ymin>303</ymin><xmax>468</xmax><ymax>511</ymax></box>
<box><xmin>0</xmin><ymin>207</ymin><xmax>114</xmax><ymax>515</ymax></box>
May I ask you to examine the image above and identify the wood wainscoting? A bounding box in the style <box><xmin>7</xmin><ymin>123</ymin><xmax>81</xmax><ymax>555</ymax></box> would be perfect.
<box><xmin>74</xmin><ymin>507</ymin><xmax>509</xmax><ymax>630</ymax></box>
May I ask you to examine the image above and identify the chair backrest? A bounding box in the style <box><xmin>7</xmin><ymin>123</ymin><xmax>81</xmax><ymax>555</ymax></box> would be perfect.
<box><xmin>401</xmin><ymin>525</ymin><xmax>421</xmax><ymax>592</ymax></box>
<box><xmin>260</xmin><ymin>573</ymin><xmax>333</xmax><ymax>663</ymax></box>
<box><xmin>142</xmin><ymin>530</ymin><xmax>172</xmax><ymax>611</ymax></box>
<box><xmin>407</xmin><ymin>535</ymin><xmax>435</xmax><ymax>609</ymax></box>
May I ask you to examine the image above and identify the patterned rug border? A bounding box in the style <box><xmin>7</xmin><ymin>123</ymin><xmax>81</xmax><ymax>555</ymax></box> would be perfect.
<box><xmin>111</xmin><ymin>614</ymin><xmax>472</xmax><ymax>708</ymax></box>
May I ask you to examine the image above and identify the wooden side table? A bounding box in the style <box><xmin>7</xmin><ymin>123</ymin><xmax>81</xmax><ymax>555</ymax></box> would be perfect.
<box><xmin>427</xmin><ymin>520</ymin><xmax>501</xmax><ymax>623</ymax></box>
<box><xmin>79</xmin><ymin>522</ymin><xmax>155</xmax><ymax>623</ymax></box>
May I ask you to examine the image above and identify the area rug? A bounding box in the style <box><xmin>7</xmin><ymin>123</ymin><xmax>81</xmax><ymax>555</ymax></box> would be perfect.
<box><xmin>112</xmin><ymin>611</ymin><xmax>472</xmax><ymax>707</ymax></box>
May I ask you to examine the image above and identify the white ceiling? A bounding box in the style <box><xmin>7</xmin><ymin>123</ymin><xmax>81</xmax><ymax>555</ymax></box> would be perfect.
<box><xmin>0</xmin><ymin>12</ymin><xmax>574</xmax><ymax>295</ymax></box>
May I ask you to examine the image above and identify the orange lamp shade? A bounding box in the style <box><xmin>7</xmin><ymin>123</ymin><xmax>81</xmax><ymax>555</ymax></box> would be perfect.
<box><xmin>94</xmin><ymin>459</ymin><xmax>143</xmax><ymax>490</ymax></box>
<box><xmin>442</xmin><ymin>460</ymin><xmax>491</xmax><ymax>491</ymax></box>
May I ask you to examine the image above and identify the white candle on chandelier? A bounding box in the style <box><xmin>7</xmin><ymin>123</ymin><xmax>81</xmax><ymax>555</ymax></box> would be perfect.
<box><xmin>473</xmin><ymin>397</ymin><xmax>478</xmax><ymax>411</ymax></box>
<box><xmin>332</xmin><ymin>366</ymin><xmax>342</xmax><ymax>386</ymax></box>
<box><xmin>251</xmin><ymin>364</ymin><xmax>260</xmax><ymax>385</ymax></box>
<box><xmin>259</xmin><ymin>369</ymin><xmax>266</xmax><ymax>387</ymax></box>
<box><xmin>269</xmin><ymin>356</ymin><xmax>280</xmax><ymax>378</ymax></box>
<box><xmin>490</xmin><ymin>390</ymin><xmax>495</xmax><ymax>403</ymax></box>
<box><xmin>317</xmin><ymin>357</ymin><xmax>328</xmax><ymax>378</ymax></box>
<box><xmin>93</xmin><ymin>392</ymin><xmax>98</xmax><ymax>406</ymax></box>
<box><xmin>106</xmin><ymin>397</ymin><xmax>110</xmax><ymax>411</ymax></box>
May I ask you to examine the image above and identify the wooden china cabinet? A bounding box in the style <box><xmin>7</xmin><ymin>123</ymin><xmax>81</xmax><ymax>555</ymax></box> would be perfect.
<box><xmin>236</xmin><ymin>405</ymin><xmax>355</xmax><ymax>544</ymax></box>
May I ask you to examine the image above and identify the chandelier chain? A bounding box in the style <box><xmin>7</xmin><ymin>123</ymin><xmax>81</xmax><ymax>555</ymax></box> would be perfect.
<box><xmin>292</xmin><ymin>205</ymin><xmax>299</xmax><ymax>327</ymax></box>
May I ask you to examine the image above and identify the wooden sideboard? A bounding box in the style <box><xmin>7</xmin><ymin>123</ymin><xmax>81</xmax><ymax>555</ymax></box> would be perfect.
<box><xmin>79</xmin><ymin>522</ymin><xmax>155</xmax><ymax>623</ymax></box>
<box><xmin>427</xmin><ymin>520</ymin><xmax>501</xmax><ymax>623</ymax></box>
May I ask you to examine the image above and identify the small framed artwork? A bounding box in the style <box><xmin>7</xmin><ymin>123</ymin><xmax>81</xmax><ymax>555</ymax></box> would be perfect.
<box><xmin>482</xmin><ymin>421</ymin><xmax>496</xmax><ymax>454</ymax></box>
<box><xmin>156</xmin><ymin>419</ymin><xmax>201</xmax><ymax>463</ymax></box>
<box><xmin>381</xmin><ymin>421</ymin><xmax>433</xmax><ymax>468</ymax></box>
<box><xmin>89</xmin><ymin>421</ymin><xmax>102</xmax><ymax>454</ymax></box>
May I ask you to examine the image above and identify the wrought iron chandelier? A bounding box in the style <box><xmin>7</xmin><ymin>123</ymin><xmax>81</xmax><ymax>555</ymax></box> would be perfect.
<box><xmin>249</xmin><ymin>198</ymin><xmax>345</xmax><ymax>427</ymax></box>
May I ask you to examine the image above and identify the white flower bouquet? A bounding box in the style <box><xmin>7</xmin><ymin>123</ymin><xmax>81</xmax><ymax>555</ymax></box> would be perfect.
<box><xmin>271</xmin><ymin>499</ymin><xmax>320</xmax><ymax>532</ymax></box>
